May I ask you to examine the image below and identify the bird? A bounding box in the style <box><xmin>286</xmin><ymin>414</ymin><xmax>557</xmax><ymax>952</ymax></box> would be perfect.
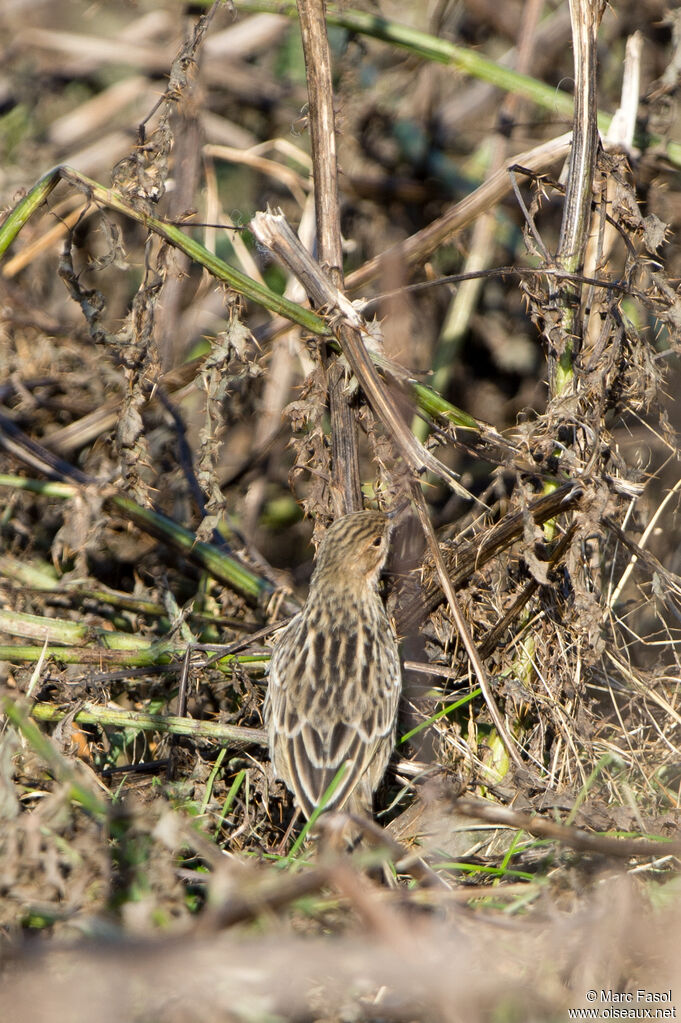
<box><xmin>265</xmin><ymin>509</ymin><xmax>402</xmax><ymax>820</ymax></box>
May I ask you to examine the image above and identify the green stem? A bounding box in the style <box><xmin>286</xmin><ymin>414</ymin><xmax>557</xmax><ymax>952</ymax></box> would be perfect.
<box><xmin>0</xmin><ymin>643</ymin><xmax>269</xmax><ymax>671</ymax></box>
<box><xmin>109</xmin><ymin>495</ymin><xmax>271</xmax><ymax>604</ymax></box>
<box><xmin>0</xmin><ymin>608</ymin><xmax>154</xmax><ymax>648</ymax></box>
<box><xmin>0</xmin><ymin>473</ymin><xmax>274</xmax><ymax>606</ymax></box>
<box><xmin>0</xmin><ymin>166</ymin><xmax>326</xmax><ymax>333</ymax></box>
<box><xmin>28</xmin><ymin>700</ymin><xmax>268</xmax><ymax>747</ymax></box>
<box><xmin>0</xmin><ymin>167</ymin><xmax>495</xmax><ymax>448</ymax></box>
<box><xmin>231</xmin><ymin>1</ymin><xmax>681</xmax><ymax>168</ymax></box>
<box><xmin>0</xmin><ymin>474</ymin><xmax>77</xmax><ymax>497</ymax></box>
<box><xmin>2</xmin><ymin>697</ymin><xmax>109</xmax><ymax>819</ymax></box>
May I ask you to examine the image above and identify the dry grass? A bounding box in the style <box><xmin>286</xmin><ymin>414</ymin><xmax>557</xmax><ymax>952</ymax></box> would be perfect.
<box><xmin>1</xmin><ymin>1</ymin><xmax>681</xmax><ymax>1019</ymax></box>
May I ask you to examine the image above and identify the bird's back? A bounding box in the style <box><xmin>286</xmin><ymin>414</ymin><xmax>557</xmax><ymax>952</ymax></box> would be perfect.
<box><xmin>266</xmin><ymin>589</ymin><xmax>400</xmax><ymax>818</ymax></box>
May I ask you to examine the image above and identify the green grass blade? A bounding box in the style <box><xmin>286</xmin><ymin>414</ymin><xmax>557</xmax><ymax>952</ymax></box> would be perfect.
<box><xmin>2</xmin><ymin>696</ymin><xmax>109</xmax><ymax>820</ymax></box>
<box><xmin>287</xmin><ymin>761</ymin><xmax>349</xmax><ymax>860</ymax></box>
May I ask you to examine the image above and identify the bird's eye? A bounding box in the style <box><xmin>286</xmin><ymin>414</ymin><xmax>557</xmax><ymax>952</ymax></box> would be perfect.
<box><xmin>371</xmin><ymin>537</ymin><xmax>382</xmax><ymax>547</ymax></box>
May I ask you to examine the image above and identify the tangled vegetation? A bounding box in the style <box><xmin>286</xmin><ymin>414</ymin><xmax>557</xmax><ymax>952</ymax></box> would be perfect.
<box><xmin>1</xmin><ymin>1</ymin><xmax>681</xmax><ymax>1019</ymax></box>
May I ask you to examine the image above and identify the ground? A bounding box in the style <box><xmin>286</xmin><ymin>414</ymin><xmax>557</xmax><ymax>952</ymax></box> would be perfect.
<box><xmin>1</xmin><ymin>1</ymin><xmax>681</xmax><ymax>1020</ymax></box>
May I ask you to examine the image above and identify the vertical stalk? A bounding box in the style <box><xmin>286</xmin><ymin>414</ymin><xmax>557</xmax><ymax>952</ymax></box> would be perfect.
<box><xmin>549</xmin><ymin>0</ymin><xmax>604</xmax><ymax>397</ymax></box>
<box><xmin>296</xmin><ymin>0</ymin><xmax>362</xmax><ymax>515</ymax></box>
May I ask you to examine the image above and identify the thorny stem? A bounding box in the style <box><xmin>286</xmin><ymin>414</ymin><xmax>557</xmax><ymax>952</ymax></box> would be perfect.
<box><xmin>297</xmin><ymin>0</ymin><xmax>362</xmax><ymax>516</ymax></box>
<box><xmin>0</xmin><ymin>166</ymin><xmax>485</xmax><ymax>453</ymax></box>
<box><xmin>250</xmin><ymin>211</ymin><xmax>474</xmax><ymax>501</ymax></box>
<box><xmin>410</xmin><ymin>484</ymin><xmax>526</xmax><ymax>773</ymax></box>
<box><xmin>550</xmin><ymin>0</ymin><xmax>604</xmax><ymax>396</ymax></box>
<box><xmin>0</xmin><ymin>405</ymin><xmax>277</xmax><ymax>607</ymax></box>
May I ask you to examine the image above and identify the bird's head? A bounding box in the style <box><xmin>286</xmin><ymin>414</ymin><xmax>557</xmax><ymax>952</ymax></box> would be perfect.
<box><xmin>310</xmin><ymin>510</ymin><xmax>391</xmax><ymax>593</ymax></box>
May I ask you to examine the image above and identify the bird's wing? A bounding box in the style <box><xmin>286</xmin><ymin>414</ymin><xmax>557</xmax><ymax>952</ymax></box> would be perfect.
<box><xmin>267</xmin><ymin>613</ymin><xmax>401</xmax><ymax>817</ymax></box>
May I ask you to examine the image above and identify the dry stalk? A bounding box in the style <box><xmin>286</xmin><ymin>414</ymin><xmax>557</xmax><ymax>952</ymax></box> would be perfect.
<box><xmin>454</xmin><ymin>796</ymin><xmax>681</xmax><ymax>858</ymax></box>
<box><xmin>296</xmin><ymin>0</ymin><xmax>362</xmax><ymax>516</ymax></box>
<box><xmin>345</xmin><ymin>133</ymin><xmax>572</xmax><ymax>292</ymax></box>
<box><xmin>250</xmin><ymin>210</ymin><xmax>473</xmax><ymax>501</ymax></box>
<box><xmin>424</xmin><ymin>0</ymin><xmax>545</xmax><ymax>417</ymax></box>
<box><xmin>410</xmin><ymin>483</ymin><xmax>525</xmax><ymax>772</ymax></box>
<box><xmin>549</xmin><ymin>0</ymin><xmax>605</xmax><ymax>395</ymax></box>
<box><xmin>398</xmin><ymin>482</ymin><xmax>584</xmax><ymax>629</ymax></box>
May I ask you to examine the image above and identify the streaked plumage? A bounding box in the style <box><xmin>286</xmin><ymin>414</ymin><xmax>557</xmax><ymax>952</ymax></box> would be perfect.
<box><xmin>266</xmin><ymin>510</ymin><xmax>401</xmax><ymax>819</ymax></box>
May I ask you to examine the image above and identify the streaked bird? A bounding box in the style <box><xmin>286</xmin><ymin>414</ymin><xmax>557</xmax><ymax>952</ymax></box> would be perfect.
<box><xmin>266</xmin><ymin>510</ymin><xmax>402</xmax><ymax>819</ymax></box>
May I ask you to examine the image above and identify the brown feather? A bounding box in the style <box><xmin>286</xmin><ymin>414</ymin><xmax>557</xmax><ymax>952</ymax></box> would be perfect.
<box><xmin>266</xmin><ymin>510</ymin><xmax>401</xmax><ymax>819</ymax></box>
